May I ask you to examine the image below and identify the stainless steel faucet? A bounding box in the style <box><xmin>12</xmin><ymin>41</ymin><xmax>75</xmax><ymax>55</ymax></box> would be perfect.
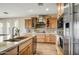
<box><xmin>12</xmin><ymin>27</ymin><xmax>15</xmax><ymax>39</ymax></box>
<box><xmin>11</xmin><ymin>27</ymin><xmax>20</xmax><ymax>39</ymax></box>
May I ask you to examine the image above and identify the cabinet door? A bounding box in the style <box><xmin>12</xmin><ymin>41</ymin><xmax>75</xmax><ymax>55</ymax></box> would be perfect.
<box><xmin>4</xmin><ymin>47</ymin><xmax>18</xmax><ymax>55</ymax></box>
<box><xmin>19</xmin><ymin>43</ymin><xmax>32</xmax><ymax>55</ymax></box>
<box><xmin>28</xmin><ymin>43</ymin><xmax>32</xmax><ymax>55</ymax></box>
<box><xmin>25</xmin><ymin>19</ymin><xmax>32</xmax><ymax>29</ymax></box>
<box><xmin>19</xmin><ymin>46</ymin><xmax>29</xmax><ymax>55</ymax></box>
<box><xmin>45</xmin><ymin>36</ymin><xmax>50</xmax><ymax>42</ymax></box>
<box><xmin>32</xmin><ymin>36</ymin><xmax>37</xmax><ymax>54</ymax></box>
<box><xmin>19</xmin><ymin>39</ymin><xmax>32</xmax><ymax>55</ymax></box>
<box><xmin>50</xmin><ymin>17</ymin><xmax>57</xmax><ymax>29</ymax></box>
<box><xmin>45</xmin><ymin>34</ymin><xmax>56</xmax><ymax>43</ymax></box>
<box><xmin>25</xmin><ymin>20</ymin><xmax>29</xmax><ymax>28</ymax></box>
<box><xmin>37</xmin><ymin>34</ymin><xmax>45</xmax><ymax>42</ymax></box>
<box><xmin>28</xmin><ymin>19</ymin><xmax>32</xmax><ymax>29</ymax></box>
<box><xmin>19</xmin><ymin>39</ymin><xmax>32</xmax><ymax>52</ymax></box>
<box><xmin>49</xmin><ymin>34</ymin><xmax>56</xmax><ymax>43</ymax></box>
<box><xmin>37</xmin><ymin>34</ymin><xmax>42</xmax><ymax>42</ymax></box>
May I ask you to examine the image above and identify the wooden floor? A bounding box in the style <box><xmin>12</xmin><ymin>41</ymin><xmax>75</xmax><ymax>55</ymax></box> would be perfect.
<box><xmin>36</xmin><ymin>43</ymin><xmax>57</xmax><ymax>55</ymax></box>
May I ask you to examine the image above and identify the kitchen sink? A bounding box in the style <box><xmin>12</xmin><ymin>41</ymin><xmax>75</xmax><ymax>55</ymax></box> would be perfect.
<box><xmin>0</xmin><ymin>42</ymin><xmax>6</xmax><ymax>47</ymax></box>
<box><xmin>14</xmin><ymin>36</ymin><xmax>27</xmax><ymax>39</ymax></box>
<box><xmin>4</xmin><ymin>36</ymin><xmax>28</xmax><ymax>42</ymax></box>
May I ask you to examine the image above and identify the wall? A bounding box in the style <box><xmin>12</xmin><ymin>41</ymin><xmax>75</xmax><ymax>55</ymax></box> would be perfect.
<box><xmin>0</xmin><ymin>17</ymin><xmax>26</xmax><ymax>37</ymax></box>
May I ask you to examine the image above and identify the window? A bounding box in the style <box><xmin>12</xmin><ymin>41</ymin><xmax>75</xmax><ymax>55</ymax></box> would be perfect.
<box><xmin>14</xmin><ymin>20</ymin><xmax>19</xmax><ymax>27</ymax></box>
<box><xmin>7</xmin><ymin>22</ymin><xmax>10</xmax><ymax>39</ymax></box>
<box><xmin>0</xmin><ymin>23</ymin><xmax>3</xmax><ymax>42</ymax></box>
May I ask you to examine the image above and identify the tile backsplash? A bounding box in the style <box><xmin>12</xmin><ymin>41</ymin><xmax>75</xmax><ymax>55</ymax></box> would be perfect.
<box><xmin>25</xmin><ymin>28</ymin><xmax>57</xmax><ymax>34</ymax></box>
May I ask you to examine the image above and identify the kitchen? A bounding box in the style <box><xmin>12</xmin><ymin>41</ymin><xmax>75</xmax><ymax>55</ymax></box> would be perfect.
<box><xmin>0</xmin><ymin>3</ymin><xmax>60</xmax><ymax>55</ymax></box>
<box><xmin>0</xmin><ymin>3</ymin><xmax>79</xmax><ymax>55</ymax></box>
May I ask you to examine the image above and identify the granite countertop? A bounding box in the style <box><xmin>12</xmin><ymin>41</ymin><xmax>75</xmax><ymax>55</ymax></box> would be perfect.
<box><xmin>0</xmin><ymin>35</ymin><xmax>35</xmax><ymax>54</ymax></box>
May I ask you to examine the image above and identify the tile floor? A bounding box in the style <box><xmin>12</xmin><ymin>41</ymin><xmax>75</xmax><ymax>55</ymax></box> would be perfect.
<box><xmin>36</xmin><ymin>43</ymin><xmax>57</xmax><ymax>55</ymax></box>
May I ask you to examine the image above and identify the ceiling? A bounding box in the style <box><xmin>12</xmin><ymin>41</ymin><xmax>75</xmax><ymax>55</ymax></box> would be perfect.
<box><xmin>0</xmin><ymin>3</ymin><xmax>57</xmax><ymax>18</ymax></box>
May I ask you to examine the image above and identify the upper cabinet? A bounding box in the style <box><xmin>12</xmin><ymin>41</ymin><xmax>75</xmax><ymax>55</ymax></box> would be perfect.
<box><xmin>45</xmin><ymin>16</ymin><xmax>57</xmax><ymax>29</ymax></box>
<box><xmin>49</xmin><ymin>16</ymin><xmax>57</xmax><ymax>29</ymax></box>
<box><xmin>25</xmin><ymin>19</ymin><xmax>32</xmax><ymax>29</ymax></box>
<box><xmin>25</xmin><ymin>15</ymin><xmax>57</xmax><ymax>29</ymax></box>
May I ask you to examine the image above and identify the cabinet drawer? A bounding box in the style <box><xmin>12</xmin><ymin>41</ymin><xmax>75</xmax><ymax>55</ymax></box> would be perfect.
<box><xmin>19</xmin><ymin>39</ymin><xmax>32</xmax><ymax>52</ymax></box>
<box><xmin>28</xmin><ymin>43</ymin><xmax>33</xmax><ymax>55</ymax></box>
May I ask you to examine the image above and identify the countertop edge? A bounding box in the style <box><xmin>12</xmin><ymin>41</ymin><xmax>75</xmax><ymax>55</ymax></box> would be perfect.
<box><xmin>0</xmin><ymin>35</ymin><xmax>36</xmax><ymax>54</ymax></box>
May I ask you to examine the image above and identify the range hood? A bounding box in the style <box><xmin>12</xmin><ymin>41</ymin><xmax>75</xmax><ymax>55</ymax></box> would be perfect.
<box><xmin>36</xmin><ymin>15</ymin><xmax>45</xmax><ymax>28</ymax></box>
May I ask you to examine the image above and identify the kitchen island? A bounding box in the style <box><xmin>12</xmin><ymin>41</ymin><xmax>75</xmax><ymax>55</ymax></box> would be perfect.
<box><xmin>0</xmin><ymin>35</ymin><xmax>37</xmax><ymax>55</ymax></box>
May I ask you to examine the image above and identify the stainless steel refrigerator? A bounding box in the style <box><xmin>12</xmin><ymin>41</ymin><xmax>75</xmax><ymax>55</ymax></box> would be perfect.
<box><xmin>63</xmin><ymin>3</ymin><xmax>73</xmax><ymax>55</ymax></box>
<box><xmin>64</xmin><ymin>3</ymin><xmax>79</xmax><ymax>55</ymax></box>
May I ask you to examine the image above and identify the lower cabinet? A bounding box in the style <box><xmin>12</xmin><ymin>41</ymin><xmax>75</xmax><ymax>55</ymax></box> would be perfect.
<box><xmin>19</xmin><ymin>39</ymin><xmax>33</xmax><ymax>55</ymax></box>
<box><xmin>19</xmin><ymin>43</ymin><xmax>32</xmax><ymax>55</ymax></box>
<box><xmin>37</xmin><ymin>34</ymin><xmax>56</xmax><ymax>43</ymax></box>
<box><xmin>37</xmin><ymin>34</ymin><xmax>45</xmax><ymax>42</ymax></box>
<box><xmin>27</xmin><ymin>43</ymin><xmax>32</xmax><ymax>55</ymax></box>
<box><xmin>19</xmin><ymin>45</ymin><xmax>29</xmax><ymax>55</ymax></box>
<box><xmin>4</xmin><ymin>47</ymin><xmax>18</xmax><ymax>55</ymax></box>
<box><xmin>49</xmin><ymin>34</ymin><xmax>56</xmax><ymax>44</ymax></box>
<box><xmin>45</xmin><ymin>34</ymin><xmax>56</xmax><ymax>43</ymax></box>
<box><xmin>1</xmin><ymin>36</ymin><xmax>36</xmax><ymax>55</ymax></box>
<box><xmin>32</xmin><ymin>36</ymin><xmax>37</xmax><ymax>54</ymax></box>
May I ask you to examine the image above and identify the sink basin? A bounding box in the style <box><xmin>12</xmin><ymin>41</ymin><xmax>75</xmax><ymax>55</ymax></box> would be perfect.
<box><xmin>4</xmin><ymin>39</ymin><xmax>22</xmax><ymax>42</ymax></box>
<box><xmin>14</xmin><ymin>36</ymin><xmax>27</xmax><ymax>39</ymax></box>
<box><xmin>4</xmin><ymin>36</ymin><xmax>28</xmax><ymax>42</ymax></box>
<box><xmin>0</xmin><ymin>42</ymin><xmax>6</xmax><ymax>47</ymax></box>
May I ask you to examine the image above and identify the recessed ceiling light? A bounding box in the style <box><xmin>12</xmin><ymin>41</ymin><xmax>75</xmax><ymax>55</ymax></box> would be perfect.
<box><xmin>29</xmin><ymin>9</ymin><xmax>33</xmax><ymax>12</ymax></box>
<box><xmin>3</xmin><ymin>12</ymin><xmax>8</xmax><ymax>14</ymax></box>
<box><xmin>46</xmin><ymin>8</ymin><xmax>49</xmax><ymax>11</ymax></box>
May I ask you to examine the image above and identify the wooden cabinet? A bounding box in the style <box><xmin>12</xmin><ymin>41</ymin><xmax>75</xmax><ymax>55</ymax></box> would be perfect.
<box><xmin>45</xmin><ymin>34</ymin><xmax>56</xmax><ymax>43</ymax></box>
<box><xmin>50</xmin><ymin>17</ymin><xmax>57</xmax><ymax>29</ymax></box>
<box><xmin>25</xmin><ymin>16</ymin><xmax>57</xmax><ymax>29</ymax></box>
<box><xmin>47</xmin><ymin>34</ymin><xmax>56</xmax><ymax>44</ymax></box>
<box><xmin>1</xmin><ymin>36</ymin><xmax>36</xmax><ymax>55</ymax></box>
<box><xmin>19</xmin><ymin>39</ymin><xmax>33</xmax><ymax>55</ymax></box>
<box><xmin>45</xmin><ymin>16</ymin><xmax>57</xmax><ymax>29</ymax></box>
<box><xmin>45</xmin><ymin>34</ymin><xmax>50</xmax><ymax>42</ymax></box>
<box><xmin>4</xmin><ymin>39</ymin><xmax>33</xmax><ymax>55</ymax></box>
<box><xmin>32</xmin><ymin>36</ymin><xmax>37</xmax><ymax>54</ymax></box>
<box><xmin>37</xmin><ymin>34</ymin><xmax>56</xmax><ymax>43</ymax></box>
<box><xmin>4</xmin><ymin>47</ymin><xmax>18</xmax><ymax>55</ymax></box>
<box><xmin>25</xmin><ymin>19</ymin><xmax>32</xmax><ymax>29</ymax></box>
<box><xmin>37</xmin><ymin>34</ymin><xmax>45</xmax><ymax>42</ymax></box>
<box><xmin>19</xmin><ymin>39</ymin><xmax>32</xmax><ymax>52</ymax></box>
<box><xmin>27</xmin><ymin>43</ymin><xmax>32</xmax><ymax>55</ymax></box>
<box><xmin>28</xmin><ymin>19</ymin><xmax>32</xmax><ymax>29</ymax></box>
<box><xmin>25</xmin><ymin>19</ymin><xmax>29</xmax><ymax>28</ymax></box>
<box><xmin>19</xmin><ymin>46</ymin><xmax>29</xmax><ymax>55</ymax></box>
<box><xmin>19</xmin><ymin>43</ymin><xmax>32</xmax><ymax>55</ymax></box>
<box><xmin>31</xmin><ymin>17</ymin><xmax>37</xmax><ymax>28</ymax></box>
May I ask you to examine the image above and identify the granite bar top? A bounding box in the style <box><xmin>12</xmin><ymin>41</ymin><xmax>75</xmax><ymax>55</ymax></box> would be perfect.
<box><xmin>0</xmin><ymin>35</ymin><xmax>35</xmax><ymax>54</ymax></box>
